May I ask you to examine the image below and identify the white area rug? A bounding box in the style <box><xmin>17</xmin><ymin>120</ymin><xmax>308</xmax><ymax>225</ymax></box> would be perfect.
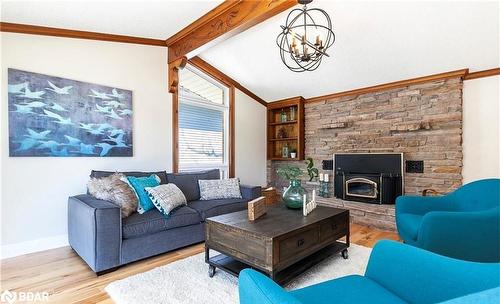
<box><xmin>105</xmin><ymin>244</ymin><xmax>371</xmax><ymax>304</ymax></box>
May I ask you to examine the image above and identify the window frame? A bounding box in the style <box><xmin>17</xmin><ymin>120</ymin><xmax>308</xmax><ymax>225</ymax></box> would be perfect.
<box><xmin>173</xmin><ymin>61</ymin><xmax>235</xmax><ymax>178</ymax></box>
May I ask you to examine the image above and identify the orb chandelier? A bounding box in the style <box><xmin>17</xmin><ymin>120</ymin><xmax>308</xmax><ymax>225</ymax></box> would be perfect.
<box><xmin>276</xmin><ymin>0</ymin><xmax>335</xmax><ymax>72</ymax></box>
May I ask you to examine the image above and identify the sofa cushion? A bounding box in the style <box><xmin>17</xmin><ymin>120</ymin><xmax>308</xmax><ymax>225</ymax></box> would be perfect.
<box><xmin>167</xmin><ymin>169</ymin><xmax>220</xmax><ymax>202</ymax></box>
<box><xmin>122</xmin><ymin>206</ymin><xmax>202</xmax><ymax>239</ymax></box>
<box><xmin>126</xmin><ymin>175</ymin><xmax>161</xmax><ymax>214</ymax></box>
<box><xmin>199</xmin><ymin>178</ymin><xmax>242</xmax><ymax>200</ymax></box>
<box><xmin>291</xmin><ymin>275</ymin><xmax>406</xmax><ymax>304</ymax></box>
<box><xmin>87</xmin><ymin>173</ymin><xmax>138</xmax><ymax>218</ymax></box>
<box><xmin>188</xmin><ymin>198</ymin><xmax>248</xmax><ymax>220</ymax></box>
<box><xmin>397</xmin><ymin>213</ymin><xmax>423</xmax><ymax>241</ymax></box>
<box><xmin>90</xmin><ymin>170</ymin><xmax>168</xmax><ymax>184</ymax></box>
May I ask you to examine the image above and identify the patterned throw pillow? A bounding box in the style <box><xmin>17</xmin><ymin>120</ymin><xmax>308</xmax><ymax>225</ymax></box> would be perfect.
<box><xmin>125</xmin><ymin>175</ymin><xmax>161</xmax><ymax>214</ymax></box>
<box><xmin>145</xmin><ymin>184</ymin><xmax>187</xmax><ymax>217</ymax></box>
<box><xmin>87</xmin><ymin>173</ymin><xmax>138</xmax><ymax>218</ymax></box>
<box><xmin>198</xmin><ymin>178</ymin><xmax>242</xmax><ymax>200</ymax></box>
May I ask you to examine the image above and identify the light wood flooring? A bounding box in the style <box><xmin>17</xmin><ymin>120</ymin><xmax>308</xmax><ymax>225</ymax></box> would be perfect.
<box><xmin>1</xmin><ymin>224</ymin><xmax>399</xmax><ymax>304</ymax></box>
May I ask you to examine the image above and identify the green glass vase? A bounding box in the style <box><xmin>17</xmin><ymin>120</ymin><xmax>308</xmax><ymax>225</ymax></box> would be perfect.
<box><xmin>282</xmin><ymin>180</ymin><xmax>306</xmax><ymax>209</ymax></box>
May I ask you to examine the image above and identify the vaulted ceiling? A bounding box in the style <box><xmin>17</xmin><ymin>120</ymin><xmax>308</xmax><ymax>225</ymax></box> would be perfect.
<box><xmin>199</xmin><ymin>1</ymin><xmax>499</xmax><ymax>101</ymax></box>
<box><xmin>2</xmin><ymin>1</ymin><xmax>498</xmax><ymax>103</ymax></box>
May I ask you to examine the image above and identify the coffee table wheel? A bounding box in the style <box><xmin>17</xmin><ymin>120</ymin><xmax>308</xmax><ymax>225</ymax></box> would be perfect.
<box><xmin>341</xmin><ymin>249</ymin><xmax>349</xmax><ymax>259</ymax></box>
<box><xmin>208</xmin><ymin>265</ymin><xmax>216</xmax><ymax>278</ymax></box>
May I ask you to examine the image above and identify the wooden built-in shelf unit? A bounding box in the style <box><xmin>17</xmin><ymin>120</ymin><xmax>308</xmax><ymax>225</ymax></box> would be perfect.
<box><xmin>267</xmin><ymin>97</ymin><xmax>305</xmax><ymax>161</ymax></box>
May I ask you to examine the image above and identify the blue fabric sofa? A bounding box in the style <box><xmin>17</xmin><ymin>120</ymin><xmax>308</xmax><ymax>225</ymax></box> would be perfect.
<box><xmin>239</xmin><ymin>240</ymin><xmax>500</xmax><ymax>304</ymax></box>
<box><xmin>396</xmin><ymin>178</ymin><xmax>500</xmax><ymax>262</ymax></box>
<box><xmin>68</xmin><ymin>169</ymin><xmax>260</xmax><ymax>274</ymax></box>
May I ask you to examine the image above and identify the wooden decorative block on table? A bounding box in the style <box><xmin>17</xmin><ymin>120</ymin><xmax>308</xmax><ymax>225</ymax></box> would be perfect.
<box><xmin>248</xmin><ymin>196</ymin><xmax>267</xmax><ymax>221</ymax></box>
<box><xmin>261</xmin><ymin>187</ymin><xmax>280</xmax><ymax>205</ymax></box>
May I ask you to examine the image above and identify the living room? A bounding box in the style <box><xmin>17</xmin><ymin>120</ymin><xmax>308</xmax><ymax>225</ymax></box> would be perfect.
<box><xmin>1</xmin><ymin>0</ymin><xmax>499</xmax><ymax>303</ymax></box>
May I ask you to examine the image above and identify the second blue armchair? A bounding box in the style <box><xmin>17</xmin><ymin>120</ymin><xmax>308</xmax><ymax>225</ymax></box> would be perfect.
<box><xmin>396</xmin><ymin>178</ymin><xmax>500</xmax><ymax>262</ymax></box>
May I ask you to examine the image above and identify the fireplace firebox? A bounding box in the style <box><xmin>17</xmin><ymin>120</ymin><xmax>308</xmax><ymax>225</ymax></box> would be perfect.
<box><xmin>333</xmin><ymin>153</ymin><xmax>403</xmax><ymax>204</ymax></box>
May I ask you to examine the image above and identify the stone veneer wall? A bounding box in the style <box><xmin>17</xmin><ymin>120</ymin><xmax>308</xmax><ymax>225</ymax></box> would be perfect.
<box><xmin>267</xmin><ymin>77</ymin><xmax>464</xmax><ymax>230</ymax></box>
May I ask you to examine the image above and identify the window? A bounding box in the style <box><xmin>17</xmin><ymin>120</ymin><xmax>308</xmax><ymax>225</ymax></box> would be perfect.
<box><xmin>178</xmin><ymin>65</ymin><xmax>229</xmax><ymax>177</ymax></box>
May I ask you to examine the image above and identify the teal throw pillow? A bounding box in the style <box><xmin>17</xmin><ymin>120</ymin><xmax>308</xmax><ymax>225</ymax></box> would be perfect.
<box><xmin>126</xmin><ymin>175</ymin><xmax>161</xmax><ymax>214</ymax></box>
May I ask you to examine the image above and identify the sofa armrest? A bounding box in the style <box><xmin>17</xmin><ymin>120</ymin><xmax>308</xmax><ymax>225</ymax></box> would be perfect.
<box><xmin>68</xmin><ymin>194</ymin><xmax>122</xmax><ymax>273</ymax></box>
<box><xmin>418</xmin><ymin>208</ymin><xmax>500</xmax><ymax>262</ymax></box>
<box><xmin>365</xmin><ymin>241</ymin><xmax>500</xmax><ymax>304</ymax></box>
<box><xmin>239</xmin><ymin>269</ymin><xmax>303</xmax><ymax>304</ymax></box>
<box><xmin>240</xmin><ymin>185</ymin><xmax>262</xmax><ymax>200</ymax></box>
<box><xmin>396</xmin><ymin>194</ymin><xmax>454</xmax><ymax>216</ymax></box>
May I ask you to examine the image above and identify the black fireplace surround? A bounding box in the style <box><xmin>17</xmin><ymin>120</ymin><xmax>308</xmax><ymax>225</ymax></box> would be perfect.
<box><xmin>333</xmin><ymin>153</ymin><xmax>403</xmax><ymax>204</ymax></box>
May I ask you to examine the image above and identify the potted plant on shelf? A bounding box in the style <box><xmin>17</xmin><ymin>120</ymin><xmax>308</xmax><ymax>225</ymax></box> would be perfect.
<box><xmin>290</xmin><ymin>148</ymin><xmax>297</xmax><ymax>159</ymax></box>
<box><xmin>276</xmin><ymin>165</ymin><xmax>306</xmax><ymax>209</ymax></box>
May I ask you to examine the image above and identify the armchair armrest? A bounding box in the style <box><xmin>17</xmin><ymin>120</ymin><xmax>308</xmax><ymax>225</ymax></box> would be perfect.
<box><xmin>240</xmin><ymin>184</ymin><xmax>262</xmax><ymax>200</ymax></box>
<box><xmin>239</xmin><ymin>269</ymin><xmax>303</xmax><ymax>304</ymax></box>
<box><xmin>365</xmin><ymin>241</ymin><xmax>500</xmax><ymax>304</ymax></box>
<box><xmin>68</xmin><ymin>194</ymin><xmax>122</xmax><ymax>273</ymax></box>
<box><xmin>418</xmin><ymin>208</ymin><xmax>500</xmax><ymax>262</ymax></box>
<box><xmin>396</xmin><ymin>194</ymin><xmax>455</xmax><ymax>216</ymax></box>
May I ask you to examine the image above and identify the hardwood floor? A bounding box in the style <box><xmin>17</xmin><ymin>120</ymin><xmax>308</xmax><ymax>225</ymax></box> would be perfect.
<box><xmin>1</xmin><ymin>224</ymin><xmax>399</xmax><ymax>304</ymax></box>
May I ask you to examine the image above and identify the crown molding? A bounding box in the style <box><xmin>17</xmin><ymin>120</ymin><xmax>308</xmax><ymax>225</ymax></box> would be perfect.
<box><xmin>0</xmin><ymin>22</ymin><xmax>166</xmax><ymax>46</ymax></box>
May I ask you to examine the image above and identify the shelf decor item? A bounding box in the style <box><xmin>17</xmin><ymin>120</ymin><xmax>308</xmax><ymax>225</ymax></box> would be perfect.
<box><xmin>276</xmin><ymin>165</ymin><xmax>306</xmax><ymax>209</ymax></box>
<box><xmin>290</xmin><ymin>149</ymin><xmax>297</xmax><ymax>158</ymax></box>
<box><xmin>282</xmin><ymin>143</ymin><xmax>289</xmax><ymax>158</ymax></box>
<box><xmin>280</xmin><ymin>108</ymin><xmax>287</xmax><ymax>122</ymax></box>
<box><xmin>289</xmin><ymin>106</ymin><xmax>296</xmax><ymax>121</ymax></box>
<box><xmin>276</xmin><ymin>0</ymin><xmax>336</xmax><ymax>72</ymax></box>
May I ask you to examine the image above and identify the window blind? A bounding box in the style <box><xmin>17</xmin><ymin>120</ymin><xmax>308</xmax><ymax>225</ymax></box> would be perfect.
<box><xmin>179</xmin><ymin>103</ymin><xmax>224</xmax><ymax>167</ymax></box>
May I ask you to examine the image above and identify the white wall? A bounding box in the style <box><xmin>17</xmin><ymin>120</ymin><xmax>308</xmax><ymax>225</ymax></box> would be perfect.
<box><xmin>1</xmin><ymin>33</ymin><xmax>172</xmax><ymax>258</ymax></box>
<box><xmin>0</xmin><ymin>33</ymin><xmax>269</xmax><ymax>258</ymax></box>
<box><xmin>463</xmin><ymin>75</ymin><xmax>500</xmax><ymax>183</ymax></box>
<box><xmin>234</xmin><ymin>89</ymin><xmax>267</xmax><ymax>186</ymax></box>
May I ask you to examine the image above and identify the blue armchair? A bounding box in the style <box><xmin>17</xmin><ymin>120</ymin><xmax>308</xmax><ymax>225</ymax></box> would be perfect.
<box><xmin>396</xmin><ymin>178</ymin><xmax>500</xmax><ymax>262</ymax></box>
<box><xmin>239</xmin><ymin>240</ymin><xmax>500</xmax><ymax>304</ymax></box>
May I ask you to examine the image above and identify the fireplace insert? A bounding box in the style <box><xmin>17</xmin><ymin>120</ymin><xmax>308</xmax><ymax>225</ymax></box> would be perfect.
<box><xmin>333</xmin><ymin>153</ymin><xmax>403</xmax><ymax>204</ymax></box>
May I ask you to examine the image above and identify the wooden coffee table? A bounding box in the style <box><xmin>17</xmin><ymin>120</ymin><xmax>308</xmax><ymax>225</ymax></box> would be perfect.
<box><xmin>205</xmin><ymin>205</ymin><xmax>349</xmax><ymax>285</ymax></box>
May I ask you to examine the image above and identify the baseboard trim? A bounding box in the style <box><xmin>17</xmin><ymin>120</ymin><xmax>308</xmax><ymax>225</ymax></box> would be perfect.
<box><xmin>1</xmin><ymin>234</ymin><xmax>68</xmax><ymax>259</ymax></box>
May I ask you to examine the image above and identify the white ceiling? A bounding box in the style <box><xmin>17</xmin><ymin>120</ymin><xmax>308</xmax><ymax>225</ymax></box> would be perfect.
<box><xmin>200</xmin><ymin>1</ymin><xmax>500</xmax><ymax>101</ymax></box>
<box><xmin>1</xmin><ymin>0</ymin><xmax>223</xmax><ymax>39</ymax></box>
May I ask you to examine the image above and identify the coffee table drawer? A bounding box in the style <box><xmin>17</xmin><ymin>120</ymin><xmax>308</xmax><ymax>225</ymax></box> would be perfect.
<box><xmin>207</xmin><ymin>222</ymin><xmax>269</xmax><ymax>265</ymax></box>
<box><xmin>320</xmin><ymin>213</ymin><xmax>348</xmax><ymax>241</ymax></box>
<box><xmin>279</xmin><ymin>226</ymin><xmax>319</xmax><ymax>261</ymax></box>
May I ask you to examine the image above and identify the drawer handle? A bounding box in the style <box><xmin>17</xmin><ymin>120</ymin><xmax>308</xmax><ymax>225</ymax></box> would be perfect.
<box><xmin>297</xmin><ymin>239</ymin><xmax>305</xmax><ymax>247</ymax></box>
<box><xmin>331</xmin><ymin>223</ymin><xmax>338</xmax><ymax>230</ymax></box>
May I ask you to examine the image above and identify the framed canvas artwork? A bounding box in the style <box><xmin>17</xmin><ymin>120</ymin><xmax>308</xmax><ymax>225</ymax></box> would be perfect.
<box><xmin>8</xmin><ymin>68</ymin><xmax>133</xmax><ymax>157</ymax></box>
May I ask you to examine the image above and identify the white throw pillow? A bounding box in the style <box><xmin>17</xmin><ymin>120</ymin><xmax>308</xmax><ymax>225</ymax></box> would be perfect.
<box><xmin>145</xmin><ymin>184</ymin><xmax>187</xmax><ymax>216</ymax></box>
<box><xmin>198</xmin><ymin>178</ymin><xmax>242</xmax><ymax>200</ymax></box>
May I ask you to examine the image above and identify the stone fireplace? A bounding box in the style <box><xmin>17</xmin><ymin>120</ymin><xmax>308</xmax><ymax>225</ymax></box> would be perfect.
<box><xmin>267</xmin><ymin>77</ymin><xmax>463</xmax><ymax>231</ymax></box>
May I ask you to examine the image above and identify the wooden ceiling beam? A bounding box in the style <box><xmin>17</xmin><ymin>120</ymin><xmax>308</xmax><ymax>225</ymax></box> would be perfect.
<box><xmin>165</xmin><ymin>0</ymin><xmax>297</xmax><ymax>64</ymax></box>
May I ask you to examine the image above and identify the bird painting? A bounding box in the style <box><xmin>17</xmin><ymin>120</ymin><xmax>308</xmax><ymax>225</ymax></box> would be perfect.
<box><xmin>43</xmin><ymin>109</ymin><xmax>74</xmax><ymax>125</ymax></box>
<box><xmin>20</xmin><ymin>86</ymin><xmax>45</xmax><ymax>99</ymax></box>
<box><xmin>88</xmin><ymin>89</ymin><xmax>112</xmax><ymax>100</ymax></box>
<box><xmin>46</xmin><ymin>81</ymin><xmax>73</xmax><ymax>94</ymax></box>
<box><xmin>8</xmin><ymin>82</ymin><xmax>28</xmax><ymax>94</ymax></box>
<box><xmin>8</xmin><ymin>68</ymin><xmax>133</xmax><ymax>157</ymax></box>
